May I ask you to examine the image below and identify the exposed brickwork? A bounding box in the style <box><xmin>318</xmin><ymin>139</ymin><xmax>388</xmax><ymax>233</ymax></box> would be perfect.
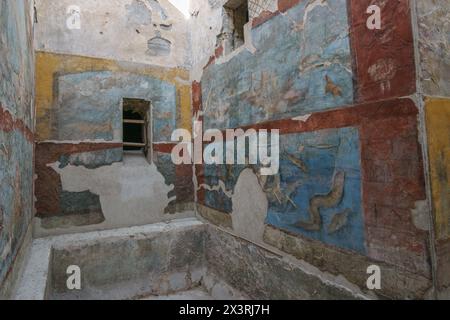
<box><xmin>277</xmin><ymin>0</ymin><xmax>300</xmax><ymax>13</ymax></box>
<box><xmin>252</xmin><ymin>10</ymin><xmax>279</xmax><ymax>28</ymax></box>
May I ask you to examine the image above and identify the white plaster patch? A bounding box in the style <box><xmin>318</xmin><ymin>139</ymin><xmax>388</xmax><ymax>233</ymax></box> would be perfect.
<box><xmin>198</xmin><ymin>180</ymin><xmax>233</xmax><ymax>198</ymax></box>
<box><xmin>231</xmin><ymin>169</ymin><xmax>268</xmax><ymax>243</ymax></box>
<box><xmin>292</xmin><ymin>114</ymin><xmax>312</xmax><ymax>122</ymax></box>
<box><xmin>411</xmin><ymin>200</ymin><xmax>431</xmax><ymax>231</ymax></box>
<box><xmin>45</xmin><ymin>153</ymin><xmax>174</xmax><ymax>230</ymax></box>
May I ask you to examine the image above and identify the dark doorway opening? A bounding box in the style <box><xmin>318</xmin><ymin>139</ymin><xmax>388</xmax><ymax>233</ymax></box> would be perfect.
<box><xmin>122</xmin><ymin>99</ymin><xmax>151</xmax><ymax>154</ymax></box>
<box><xmin>224</xmin><ymin>0</ymin><xmax>249</xmax><ymax>52</ymax></box>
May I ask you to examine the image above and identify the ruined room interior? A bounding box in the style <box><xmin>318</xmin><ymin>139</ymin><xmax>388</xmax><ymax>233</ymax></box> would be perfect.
<box><xmin>0</xmin><ymin>0</ymin><xmax>449</xmax><ymax>301</ymax></box>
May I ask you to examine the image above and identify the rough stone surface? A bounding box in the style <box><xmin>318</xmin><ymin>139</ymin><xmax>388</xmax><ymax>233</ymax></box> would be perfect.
<box><xmin>49</xmin><ymin>222</ymin><xmax>206</xmax><ymax>299</ymax></box>
<box><xmin>263</xmin><ymin>225</ymin><xmax>432</xmax><ymax>300</ymax></box>
<box><xmin>206</xmin><ymin>225</ymin><xmax>363</xmax><ymax>300</ymax></box>
<box><xmin>417</xmin><ymin>0</ymin><xmax>450</xmax><ymax>96</ymax></box>
<box><xmin>15</xmin><ymin>219</ymin><xmax>371</xmax><ymax>300</ymax></box>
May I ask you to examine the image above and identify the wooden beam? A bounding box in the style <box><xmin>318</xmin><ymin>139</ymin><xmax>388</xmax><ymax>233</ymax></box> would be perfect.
<box><xmin>123</xmin><ymin>142</ymin><xmax>146</xmax><ymax>147</ymax></box>
<box><xmin>123</xmin><ymin>119</ymin><xmax>145</xmax><ymax>124</ymax></box>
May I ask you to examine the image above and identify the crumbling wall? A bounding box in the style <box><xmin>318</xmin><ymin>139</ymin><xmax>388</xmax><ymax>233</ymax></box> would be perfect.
<box><xmin>0</xmin><ymin>0</ymin><xmax>35</xmax><ymax>296</ymax></box>
<box><xmin>189</xmin><ymin>0</ymin><xmax>279</xmax><ymax>81</ymax></box>
<box><xmin>34</xmin><ymin>52</ymin><xmax>194</xmax><ymax>236</ymax></box>
<box><xmin>34</xmin><ymin>0</ymin><xmax>190</xmax><ymax>68</ymax></box>
<box><xmin>33</xmin><ymin>0</ymin><xmax>195</xmax><ymax>235</ymax></box>
<box><xmin>33</xmin><ymin>1</ymin><xmax>196</xmax><ymax>236</ymax></box>
<box><xmin>194</xmin><ymin>0</ymin><xmax>433</xmax><ymax>299</ymax></box>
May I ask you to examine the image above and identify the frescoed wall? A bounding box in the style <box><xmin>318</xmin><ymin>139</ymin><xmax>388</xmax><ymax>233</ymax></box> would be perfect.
<box><xmin>1</xmin><ymin>0</ymin><xmax>447</xmax><ymax>300</ymax></box>
<box><xmin>265</xmin><ymin>127</ymin><xmax>364</xmax><ymax>253</ymax></box>
<box><xmin>201</xmin><ymin>0</ymin><xmax>353</xmax><ymax>130</ymax></box>
<box><xmin>54</xmin><ymin>71</ymin><xmax>177</xmax><ymax>142</ymax></box>
<box><xmin>34</xmin><ymin>52</ymin><xmax>194</xmax><ymax>236</ymax></box>
<box><xmin>0</xmin><ymin>0</ymin><xmax>35</xmax><ymax>293</ymax></box>
<box><xmin>195</xmin><ymin>0</ymin><xmax>432</xmax><ymax>298</ymax></box>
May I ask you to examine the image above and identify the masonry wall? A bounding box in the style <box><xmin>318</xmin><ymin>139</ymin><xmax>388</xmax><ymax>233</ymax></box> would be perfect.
<box><xmin>0</xmin><ymin>0</ymin><xmax>35</xmax><ymax>295</ymax></box>
<box><xmin>34</xmin><ymin>0</ymin><xmax>190</xmax><ymax>68</ymax></box>
<box><xmin>33</xmin><ymin>1</ymin><xmax>194</xmax><ymax>237</ymax></box>
<box><xmin>193</xmin><ymin>0</ymin><xmax>436</xmax><ymax>299</ymax></box>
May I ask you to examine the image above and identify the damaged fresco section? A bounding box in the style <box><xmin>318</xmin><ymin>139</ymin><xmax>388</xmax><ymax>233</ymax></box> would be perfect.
<box><xmin>198</xmin><ymin>127</ymin><xmax>364</xmax><ymax>253</ymax></box>
<box><xmin>35</xmin><ymin>69</ymin><xmax>180</xmax><ymax>230</ymax></box>
<box><xmin>153</xmin><ymin>150</ymin><xmax>195</xmax><ymax>214</ymax></box>
<box><xmin>265</xmin><ymin>127</ymin><xmax>364</xmax><ymax>253</ymax></box>
<box><xmin>201</xmin><ymin>0</ymin><xmax>353</xmax><ymax>130</ymax></box>
<box><xmin>34</xmin><ymin>143</ymin><xmax>191</xmax><ymax>236</ymax></box>
<box><xmin>195</xmin><ymin>0</ymin><xmax>432</xmax><ymax>298</ymax></box>
<box><xmin>196</xmin><ymin>94</ymin><xmax>431</xmax><ymax>297</ymax></box>
<box><xmin>203</xmin><ymin>163</ymin><xmax>246</xmax><ymax>214</ymax></box>
<box><xmin>35</xmin><ymin>143</ymin><xmax>123</xmax><ymax>229</ymax></box>
<box><xmin>0</xmin><ymin>0</ymin><xmax>35</xmax><ymax>290</ymax></box>
<box><xmin>55</xmin><ymin>71</ymin><xmax>177</xmax><ymax>142</ymax></box>
<box><xmin>34</xmin><ymin>52</ymin><xmax>194</xmax><ymax>234</ymax></box>
<box><xmin>53</xmin><ymin>146</ymin><xmax>124</xmax><ymax>226</ymax></box>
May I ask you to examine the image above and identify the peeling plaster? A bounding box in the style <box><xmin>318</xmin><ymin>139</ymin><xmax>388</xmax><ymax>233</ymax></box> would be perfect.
<box><xmin>34</xmin><ymin>0</ymin><xmax>190</xmax><ymax>68</ymax></box>
<box><xmin>411</xmin><ymin>200</ymin><xmax>431</xmax><ymax>231</ymax></box>
<box><xmin>292</xmin><ymin>114</ymin><xmax>311</xmax><ymax>122</ymax></box>
<box><xmin>35</xmin><ymin>153</ymin><xmax>193</xmax><ymax>237</ymax></box>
